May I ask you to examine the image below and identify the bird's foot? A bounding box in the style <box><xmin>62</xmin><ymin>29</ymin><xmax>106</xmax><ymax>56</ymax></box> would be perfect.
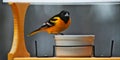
<box><xmin>58</xmin><ymin>33</ymin><xmax>64</xmax><ymax>35</ymax></box>
<box><xmin>53</xmin><ymin>33</ymin><xmax>64</xmax><ymax>35</ymax></box>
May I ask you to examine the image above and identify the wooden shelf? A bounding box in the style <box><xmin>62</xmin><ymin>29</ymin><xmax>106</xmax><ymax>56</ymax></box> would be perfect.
<box><xmin>14</xmin><ymin>57</ymin><xmax>120</xmax><ymax>60</ymax></box>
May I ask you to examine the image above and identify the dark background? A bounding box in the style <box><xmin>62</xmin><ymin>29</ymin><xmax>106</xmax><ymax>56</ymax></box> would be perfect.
<box><xmin>0</xmin><ymin>0</ymin><xmax>120</xmax><ymax>60</ymax></box>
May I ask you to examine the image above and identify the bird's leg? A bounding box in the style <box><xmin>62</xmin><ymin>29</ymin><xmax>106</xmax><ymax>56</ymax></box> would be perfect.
<box><xmin>59</xmin><ymin>33</ymin><xmax>64</xmax><ymax>35</ymax></box>
<box><xmin>52</xmin><ymin>32</ymin><xmax>64</xmax><ymax>35</ymax></box>
<box><xmin>54</xmin><ymin>33</ymin><xmax>64</xmax><ymax>35</ymax></box>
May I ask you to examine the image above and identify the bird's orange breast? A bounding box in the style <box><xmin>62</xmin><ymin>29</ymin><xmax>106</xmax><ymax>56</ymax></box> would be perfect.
<box><xmin>45</xmin><ymin>19</ymin><xmax>71</xmax><ymax>34</ymax></box>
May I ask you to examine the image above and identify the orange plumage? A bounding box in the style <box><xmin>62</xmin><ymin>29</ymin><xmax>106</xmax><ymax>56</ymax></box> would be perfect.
<box><xmin>46</xmin><ymin>17</ymin><xmax>71</xmax><ymax>34</ymax></box>
<box><xmin>28</xmin><ymin>10</ymin><xmax>71</xmax><ymax>36</ymax></box>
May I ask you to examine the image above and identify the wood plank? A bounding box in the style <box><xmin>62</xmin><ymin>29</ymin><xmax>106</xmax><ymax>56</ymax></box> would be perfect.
<box><xmin>14</xmin><ymin>57</ymin><xmax>120</xmax><ymax>60</ymax></box>
<box><xmin>8</xmin><ymin>3</ymin><xmax>30</xmax><ymax>60</ymax></box>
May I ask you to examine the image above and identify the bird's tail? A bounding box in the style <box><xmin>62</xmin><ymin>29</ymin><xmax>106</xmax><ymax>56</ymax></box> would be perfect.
<box><xmin>28</xmin><ymin>28</ymin><xmax>43</xmax><ymax>37</ymax></box>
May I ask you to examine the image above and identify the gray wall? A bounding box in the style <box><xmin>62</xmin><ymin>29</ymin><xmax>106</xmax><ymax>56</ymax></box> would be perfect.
<box><xmin>0</xmin><ymin>1</ymin><xmax>120</xmax><ymax>60</ymax></box>
<box><xmin>0</xmin><ymin>1</ymin><xmax>13</xmax><ymax>60</ymax></box>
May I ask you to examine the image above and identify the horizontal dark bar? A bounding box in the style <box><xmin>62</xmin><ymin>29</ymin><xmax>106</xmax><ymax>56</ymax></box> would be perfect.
<box><xmin>54</xmin><ymin>45</ymin><xmax>94</xmax><ymax>47</ymax></box>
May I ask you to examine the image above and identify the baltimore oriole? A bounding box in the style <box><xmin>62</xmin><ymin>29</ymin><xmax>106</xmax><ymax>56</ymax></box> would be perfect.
<box><xmin>28</xmin><ymin>10</ymin><xmax>71</xmax><ymax>36</ymax></box>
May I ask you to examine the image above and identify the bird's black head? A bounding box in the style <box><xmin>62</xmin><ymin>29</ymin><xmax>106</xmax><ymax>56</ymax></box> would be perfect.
<box><xmin>58</xmin><ymin>10</ymin><xmax>70</xmax><ymax>23</ymax></box>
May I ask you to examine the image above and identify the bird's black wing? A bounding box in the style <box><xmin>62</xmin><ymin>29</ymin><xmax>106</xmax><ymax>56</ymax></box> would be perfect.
<box><xmin>40</xmin><ymin>21</ymin><xmax>53</xmax><ymax>28</ymax></box>
<box><xmin>28</xmin><ymin>17</ymin><xmax>57</xmax><ymax>36</ymax></box>
<box><xmin>40</xmin><ymin>15</ymin><xmax>58</xmax><ymax>28</ymax></box>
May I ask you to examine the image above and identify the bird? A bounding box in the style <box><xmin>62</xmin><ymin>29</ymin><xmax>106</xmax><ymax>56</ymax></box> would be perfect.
<box><xmin>28</xmin><ymin>10</ymin><xmax>71</xmax><ymax>36</ymax></box>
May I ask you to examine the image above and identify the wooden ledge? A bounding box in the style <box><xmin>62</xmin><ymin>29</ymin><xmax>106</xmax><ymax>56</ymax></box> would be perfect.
<box><xmin>14</xmin><ymin>57</ymin><xmax>120</xmax><ymax>60</ymax></box>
